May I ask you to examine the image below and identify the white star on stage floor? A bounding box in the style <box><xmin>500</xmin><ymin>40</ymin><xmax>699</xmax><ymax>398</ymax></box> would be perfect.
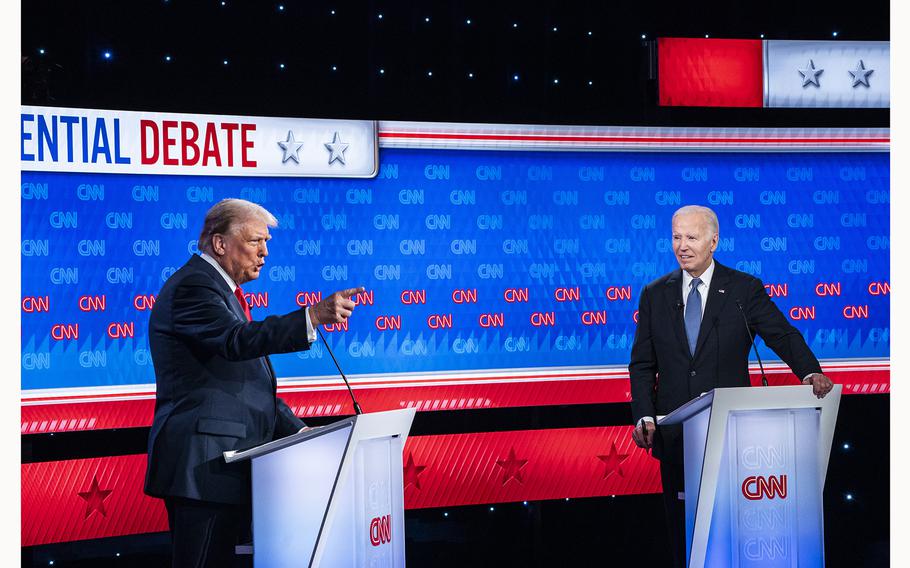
<box><xmin>277</xmin><ymin>130</ymin><xmax>304</xmax><ymax>164</ymax></box>
<box><xmin>324</xmin><ymin>132</ymin><xmax>349</xmax><ymax>165</ymax></box>
<box><xmin>798</xmin><ymin>59</ymin><xmax>824</xmax><ymax>87</ymax></box>
<box><xmin>848</xmin><ymin>59</ymin><xmax>874</xmax><ymax>87</ymax></box>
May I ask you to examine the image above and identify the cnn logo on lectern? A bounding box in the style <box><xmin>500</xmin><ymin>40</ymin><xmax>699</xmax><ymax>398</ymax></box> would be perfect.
<box><xmin>369</xmin><ymin>514</ymin><xmax>392</xmax><ymax>546</ymax></box>
<box><xmin>741</xmin><ymin>475</ymin><xmax>788</xmax><ymax>500</ymax></box>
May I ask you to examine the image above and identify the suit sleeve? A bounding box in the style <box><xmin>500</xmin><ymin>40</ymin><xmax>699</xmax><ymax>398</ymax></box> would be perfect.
<box><xmin>170</xmin><ymin>274</ymin><xmax>312</xmax><ymax>361</ymax></box>
<box><xmin>629</xmin><ymin>285</ymin><xmax>659</xmax><ymax>424</ymax></box>
<box><xmin>745</xmin><ymin>277</ymin><xmax>822</xmax><ymax>380</ymax></box>
<box><xmin>275</xmin><ymin>396</ymin><xmax>306</xmax><ymax>437</ymax></box>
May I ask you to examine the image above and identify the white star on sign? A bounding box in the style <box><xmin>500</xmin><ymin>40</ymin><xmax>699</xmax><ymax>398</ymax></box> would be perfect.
<box><xmin>277</xmin><ymin>131</ymin><xmax>304</xmax><ymax>164</ymax></box>
<box><xmin>798</xmin><ymin>59</ymin><xmax>824</xmax><ymax>87</ymax></box>
<box><xmin>848</xmin><ymin>59</ymin><xmax>873</xmax><ymax>88</ymax></box>
<box><xmin>324</xmin><ymin>132</ymin><xmax>349</xmax><ymax>165</ymax></box>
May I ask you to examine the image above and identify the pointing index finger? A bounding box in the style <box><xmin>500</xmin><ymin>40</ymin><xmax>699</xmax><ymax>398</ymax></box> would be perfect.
<box><xmin>339</xmin><ymin>286</ymin><xmax>366</xmax><ymax>298</ymax></box>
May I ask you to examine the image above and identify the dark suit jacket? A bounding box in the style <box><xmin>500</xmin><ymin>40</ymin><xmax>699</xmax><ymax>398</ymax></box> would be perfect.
<box><xmin>144</xmin><ymin>254</ymin><xmax>309</xmax><ymax>505</ymax></box>
<box><xmin>628</xmin><ymin>261</ymin><xmax>822</xmax><ymax>464</ymax></box>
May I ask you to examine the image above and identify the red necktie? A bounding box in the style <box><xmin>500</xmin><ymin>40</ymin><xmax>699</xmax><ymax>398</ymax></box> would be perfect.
<box><xmin>234</xmin><ymin>287</ymin><xmax>252</xmax><ymax>322</ymax></box>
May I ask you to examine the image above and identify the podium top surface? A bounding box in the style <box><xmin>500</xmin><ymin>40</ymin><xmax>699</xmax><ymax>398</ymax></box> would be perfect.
<box><xmin>223</xmin><ymin>407</ymin><xmax>417</xmax><ymax>463</ymax></box>
<box><xmin>224</xmin><ymin>416</ymin><xmax>356</xmax><ymax>463</ymax></box>
<box><xmin>658</xmin><ymin>384</ymin><xmax>842</xmax><ymax>426</ymax></box>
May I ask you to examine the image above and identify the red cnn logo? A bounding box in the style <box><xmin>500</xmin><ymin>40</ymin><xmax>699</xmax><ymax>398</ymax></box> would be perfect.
<box><xmin>369</xmin><ymin>514</ymin><xmax>392</xmax><ymax>547</ymax></box>
<box><xmin>741</xmin><ymin>475</ymin><xmax>788</xmax><ymax>500</ymax></box>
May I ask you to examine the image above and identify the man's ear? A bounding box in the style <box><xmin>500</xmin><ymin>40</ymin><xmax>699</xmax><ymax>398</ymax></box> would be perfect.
<box><xmin>211</xmin><ymin>234</ymin><xmax>225</xmax><ymax>256</ymax></box>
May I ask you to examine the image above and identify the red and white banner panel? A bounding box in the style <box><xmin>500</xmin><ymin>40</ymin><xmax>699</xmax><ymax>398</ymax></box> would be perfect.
<box><xmin>659</xmin><ymin>38</ymin><xmax>890</xmax><ymax>108</ymax></box>
<box><xmin>20</xmin><ymin>106</ymin><xmax>377</xmax><ymax>177</ymax></box>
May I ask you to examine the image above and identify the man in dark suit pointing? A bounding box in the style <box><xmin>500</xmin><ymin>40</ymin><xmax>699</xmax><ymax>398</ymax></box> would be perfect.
<box><xmin>628</xmin><ymin>205</ymin><xmax>833</xmax><ymax>568</ymax></box>
<box><xmin>144</xmin><ymin>198</ymin><xmax>364</xmax><ymax>567</ymax></box>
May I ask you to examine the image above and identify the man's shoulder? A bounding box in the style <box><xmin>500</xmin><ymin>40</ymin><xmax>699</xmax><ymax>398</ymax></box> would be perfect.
<box><xmin>714</xmin><ymin>261</ymin><xmax>762</xmax><ymax>287</ymax></box>
<box><xmin>643</xmin><ymin>269</ymin><xmax>680</xmax><ymax>291</ymax></box>
<box><xmin>159</xmin><ymin>256</ymin><xmax>223</xmax><ymax>295</ymax></box>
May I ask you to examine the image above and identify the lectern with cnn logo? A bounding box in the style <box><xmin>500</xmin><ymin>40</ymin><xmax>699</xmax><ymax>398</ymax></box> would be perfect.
<box><xmin>659</xmin><ymin>385</ymin><xmax>841</xmax><ymax>567</ymax></box>
<box><xmin>224</xmin><ymin>408</ymin><xmax>416</xmax><ymax>567</ymax></box>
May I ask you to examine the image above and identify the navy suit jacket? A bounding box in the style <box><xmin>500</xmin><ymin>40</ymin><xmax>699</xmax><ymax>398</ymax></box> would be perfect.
<box><xmin>144</xmin><ymin>254</ymin><xmax>308</xmax><ymax>505</ymax></box>
<box><xmin>628</xmin><ymin>261</ymin><xmax>822</xmax><ymax>464</ymax></box>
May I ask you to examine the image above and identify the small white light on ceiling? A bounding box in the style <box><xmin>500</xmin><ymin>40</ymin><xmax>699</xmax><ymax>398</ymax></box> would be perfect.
<box><xmin>587</xmin><ymin>31</ymin><xmax>592</xmax><ymax>36</ymax></box>
<box><xmin>466</xmin><ymin>19</ymin><xmax>472</xmax><ymax>25</ymax></box>
<box><xmin>468</xmin><ymin>72</ymin><xmax>474</xmax><ymax>78</ymax></box>
<box><xmin>832</xmin><ymin>31</ymin><xmax>839</xmax><ymax>37</ymax></box>
<box><xmin>553</xmin><ymin>78</ymin><xmax>559</xmax><ymax>84</ymax></box>
<box><xmin>103</xmin><ymin>51</ymin><xmax>112</xmax><ymax>60</ymax></box>
<box><xmin>379</xmin><ymin>68</ymin><xmax>385</xmax><ymax>75</ymax></box>
<box><xmin>552</xmin><ymin>26</ymin><xmax>558</xmax><ymax>32</ymax></box>
<box><xmin>331</xmin><ymin>65</ymin><xmax>337</xmax><ymax>71</ymax></box>
<box><xmin>278</xmin><ymin>4</ymin><xmax>284</xmax><ymax>11</ymax></box>
<box><xmin>641</xmin><ymin>34</ymin><xmax>646</xmax><ymax>39</ymax></box>
<box><xmin>378</xmin><ymin>13</ymin><xmax>383</xmax><ymax>19</ymax></box>
<box><xmin>425</xmin><ymin>17</ymin><xmax>430</xmax><ymax>22</ymax></box>
<box><xmin>427</xmin><ymin>70</ymin><xmax>433</xmax><ymax>77</ymax></box>
<box><xmin>705</xmin><ymin>34</ymin><xmax>709</xmax><ymax>38</ymax></box>
<box><xmin>39</xmin><ymin>48</ymin><xmax>45</xmax><ymax>54</ymax></box>
<box><xmin>512</xmin><ymin>23</ymin><xmax>518</xmax><ymax>28</ymax></box>
<box><xmin>223</xmin><ymin>59</ymin><xmax>228</xmax><ymax>65</ymax></box>
<box><xmin>279</xmin><ymin>63</ymin><xmax>285</xmax><ymax>69</ymax></box>
<box><xmin>164</xmin><ymin>55</ymin><xmax>171</xmax><ymax>62</ymax></box>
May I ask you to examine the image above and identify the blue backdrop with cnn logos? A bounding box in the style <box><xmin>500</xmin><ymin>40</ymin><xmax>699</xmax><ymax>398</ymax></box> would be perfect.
<box><xmin>21</xmin><ymin>149</ymin><xmax>890</xmax><ymax>390</ymax></box>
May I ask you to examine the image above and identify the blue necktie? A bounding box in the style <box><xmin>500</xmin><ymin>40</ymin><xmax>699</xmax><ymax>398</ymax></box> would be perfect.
<box><xmin>685</xmin><ymin>277</ymin><xmax>703</xmax><ymax>356</ymax></box>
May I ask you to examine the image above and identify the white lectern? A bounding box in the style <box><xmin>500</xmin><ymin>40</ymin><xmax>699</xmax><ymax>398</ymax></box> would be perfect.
<box><xmin>659</xmin><ymin>385</ymin><xmax>841</xmax><ymax>567</ymax></box>
<box><xmin>225</xmin><ymin>408</ymin><xmax>416</xmax><ymax>568</ymax></box>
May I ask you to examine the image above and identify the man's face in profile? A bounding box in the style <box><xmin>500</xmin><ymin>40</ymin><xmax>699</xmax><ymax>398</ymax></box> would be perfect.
<box><xmin>214</xmin><ymin>218</ymin><xmax>270</xmax><ymax>285</ymax></box>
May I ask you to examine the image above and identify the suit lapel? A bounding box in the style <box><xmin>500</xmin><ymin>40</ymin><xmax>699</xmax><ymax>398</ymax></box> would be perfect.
<box><xmin>694</xmin><ymin>263</ymin><xmax>733</xmax><ymax>358</ymax></box>
<box><xmin>663</xmin><ymin>271</ymin><xmax>691</xmax><ymax>360</ymax></box>
<box><xmin>189</xmin><ymin>254</ymin><xmax>248</xmax><ymax>322</ymax></box>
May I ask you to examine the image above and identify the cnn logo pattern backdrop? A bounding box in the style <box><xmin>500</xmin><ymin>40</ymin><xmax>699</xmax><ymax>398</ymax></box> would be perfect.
<box><xmin>21</xmin><ymin>150</ymin><xmax>889</xmax><ymax>391</ymax></box>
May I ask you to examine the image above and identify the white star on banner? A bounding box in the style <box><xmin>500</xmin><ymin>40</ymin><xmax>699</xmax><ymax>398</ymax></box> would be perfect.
<box><xmin>798</xmin><ymin>59</ymin><xmax>824</xmax><ymax>87</ymax></box>
<box><xmin>277</xmin><ymin>131</ymin><xmax>304</xmax><ymax>164</ymax></box>
<box><xmin>848</xmin><ymin>59</ymin><xmax>874</xmax><ymax>87</ymax></box>
<box><xmin>324</xmin><ymin>132</ymin><xmax>349</xmax><ymax>165</ymax></box>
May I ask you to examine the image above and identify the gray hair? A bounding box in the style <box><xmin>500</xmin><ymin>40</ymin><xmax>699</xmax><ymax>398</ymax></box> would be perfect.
<box><xmin>672</xmin><ymin>205</ymin><xmax>719</xmax><ymax>235</ymax></box>
<box><xmin>198</xmin><ymin>198</ymin><xmax>277</xmax><ymax>253</ymax></box>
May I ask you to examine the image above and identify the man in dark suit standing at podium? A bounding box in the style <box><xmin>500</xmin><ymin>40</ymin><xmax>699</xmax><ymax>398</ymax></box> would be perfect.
<box><xmin>144</xmin><ymin>198</ymin><xmax>364</xmax><ymax>567</ymax></box>
<box><xmin>628</xmin><ymin>205</ymin><xmax>833</xmax><ymax>568</ymax></box>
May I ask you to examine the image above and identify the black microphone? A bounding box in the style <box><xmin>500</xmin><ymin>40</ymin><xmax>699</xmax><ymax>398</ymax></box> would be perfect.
<box><xmin>735</xmin><ymin>300</ymin><xmax>768</xmax><ymax>387</ymax></box>
<box><xmin>317</xmin><ymin>326</ymin><xmax>364</xmax><ymax>415</ymax></box>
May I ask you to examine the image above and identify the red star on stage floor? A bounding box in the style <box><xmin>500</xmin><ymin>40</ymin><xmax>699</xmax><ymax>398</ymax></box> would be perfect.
<box><xmin>403</xmin><ymin>452</ymin><xmax>427</xmax><ymax>490</ymax></box>
<box><xmin>597</xmin><ymin>442</ymin><xmax>631</xmax><ymax>479</ymax></box>
<box><xmin>495</xmin><ymin>447</ymin><xmax>528</xmax><ymax>485</ymax></box>
<box><xmin>77</xmin><ymin>476</ymin><xmax>113</xmax><ymax>519</ymax></box>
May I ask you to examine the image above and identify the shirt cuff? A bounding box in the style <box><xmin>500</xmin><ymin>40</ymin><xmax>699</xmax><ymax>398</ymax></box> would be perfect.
<box><xmin>304</xmin><ymin>307</ymin><xmax>317</xmax><ymax>343</ymax></box>
<box><xmin>638</xmin><ymin>417</ymin><xmax>655</xmax><ymax>428</ymax></box>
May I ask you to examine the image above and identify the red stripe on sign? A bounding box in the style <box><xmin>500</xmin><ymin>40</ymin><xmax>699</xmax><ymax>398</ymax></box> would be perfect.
<box><xmin>403</xmin><ymin>426</ymin><xmax>660</xmax><ymax>509</ymax></box>
<box><xmin>21</xmin><ymin>426</ymin><xmax>659</xmax><ymax>545</ymax></box>
<box><xmin>659</xmin><ymin>38</ymin><xmax>764</xmax><ymax>107</ymax></box>
<box><xmin>22</xmin><ymin>455</ymin><xmax>168</xmax><ymax>546</ymax></box>
<box><xmin>20</xmin><ymin>367</ymin><xmax>889</xmax><ymax>433</ymax></box>
<box><xmin>379</xmin><ymin>132</ymin><xmax>889</xmax><ymax>144</ymax></box>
